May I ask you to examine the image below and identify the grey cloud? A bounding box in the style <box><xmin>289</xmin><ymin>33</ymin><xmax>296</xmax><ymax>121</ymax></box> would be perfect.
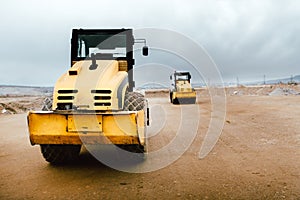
<box><xmin>0</xmin><ymin>0</ymin><xmax>299</xmax><ymax>85</ymax></box>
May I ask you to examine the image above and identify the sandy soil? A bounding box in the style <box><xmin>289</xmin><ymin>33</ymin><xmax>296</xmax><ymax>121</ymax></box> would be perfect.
<box><xmin>0</xmin><ymin>86</ymin><xmax>299</xmax><ymax>199</ymax></box>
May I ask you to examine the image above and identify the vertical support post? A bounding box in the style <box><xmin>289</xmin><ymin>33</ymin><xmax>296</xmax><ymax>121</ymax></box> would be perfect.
<box><xmin>126</xmin><ymin>29</ymin><xmax>135</xmax><ymax>92</ymax></box>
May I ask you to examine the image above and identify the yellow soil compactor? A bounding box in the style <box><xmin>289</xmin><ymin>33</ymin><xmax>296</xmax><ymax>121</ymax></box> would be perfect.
<box><xmin>28</xmin><ymin>29</ymin><xmax>149</xmax><ymax>163</ymax></box>
<box><xmin>169</xmin><ymin>71</ymin><xmax>196</xmax><ymax>104</ymax></box>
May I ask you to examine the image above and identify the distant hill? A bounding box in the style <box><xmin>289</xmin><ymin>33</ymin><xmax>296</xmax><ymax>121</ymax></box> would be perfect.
<box><xmin>0</xmin><ymin>85</ymin><xmax>53</xmax><ymax>96</ymax></box>
<box><xmin>265</xmin><ymin>75</ymin><xmax>300</xmax><ymax>84</ymax></box>
<box><xmin>137</xmin><ymin>83</ymin><xmax>169</xmax><ymax>89</ymax></box>
<box><xmin>239</xmin><ymin>75</ymin><xmax>300</xmax><ymax>86</ymax></box>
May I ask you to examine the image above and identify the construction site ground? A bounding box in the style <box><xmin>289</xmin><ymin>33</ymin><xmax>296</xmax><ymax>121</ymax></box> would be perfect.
<box><xmin>0</xmin><ymin>85</ymin><xmax>299</xmax><ymax>199</ymax></box>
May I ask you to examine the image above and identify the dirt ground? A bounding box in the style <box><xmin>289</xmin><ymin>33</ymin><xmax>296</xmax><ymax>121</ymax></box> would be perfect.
<box><xmin>0</xmin><ymin>86</ymin><xmax>299</xmax><ymax>199</ymax></box>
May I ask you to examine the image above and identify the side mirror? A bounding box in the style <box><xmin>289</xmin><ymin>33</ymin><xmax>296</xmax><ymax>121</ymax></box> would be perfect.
<box><xmin>142</xmin><ymin>46</ymin><xmax>148</xmax><ymax>56</ymax></box>
<box><xmin>170</xmin><ymin>75</ymin><xmax>172</xmax><ymax>80</ymax></box>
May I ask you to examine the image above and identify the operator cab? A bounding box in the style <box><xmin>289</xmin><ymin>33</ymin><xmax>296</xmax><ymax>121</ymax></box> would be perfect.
<box><xmin>70</xmin><ymin>29</ymin><xmax>148</xmax><ymax>91</ymax></box>
<box><xmin>170</xmin><ymin>71</ymin><xmax>192</xmax><ymax>87</ymax></box>
<box><xmin>71</xmin><ymin>29</ymin><xmax>134</xmax><ymax>64</ymax></box>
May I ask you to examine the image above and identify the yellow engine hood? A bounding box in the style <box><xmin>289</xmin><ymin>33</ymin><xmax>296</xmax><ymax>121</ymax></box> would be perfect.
<box><xmin>53</xmin><ymin>60</ymin><xmax>128</xmax><ymax>111</ymax></box>
<box><xmin>176</xmin><ymin>80</ymin><xmax>193</xmax><ymax>92</ymax></box>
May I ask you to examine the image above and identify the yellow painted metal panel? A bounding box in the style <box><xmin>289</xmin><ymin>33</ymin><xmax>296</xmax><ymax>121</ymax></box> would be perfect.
<box><xmin>68</xmin><ymin>115</ymin><xmax>102</xmax><ymax>132</ymax></box>
<box><xmin>28</xmin><ymin>112</ymin><xmax>67</xmax><ymax>136</ymax></box>
<box><xmin>28</xmin><ymin>111</ymin><xmax>144</xmax><ymax>145</ymax></box>
<box><xmin>102</xmin><ymin>114</ymin><xmax>136</xmax><ymax>136</ymax></box>
<box><xmin>53</xmin><ymin>60</ymin><xmax>128</xmax><ymax>111</ymax></box>
<box><xmin>137</xmin><ymin>110</ymin><xmax>145</xmax><ymax>145</ymax></box>
<box><xmin>173</xmin><ymin>91</ymin><xmax>196</xmax><ymax>98</ymax></box>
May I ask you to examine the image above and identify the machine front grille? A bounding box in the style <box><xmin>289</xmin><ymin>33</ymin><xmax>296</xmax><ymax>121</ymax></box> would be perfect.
<box><xmin>57</xmin><ymin>96</ymin><xmax>74</xmax><ymax>100</ymax></box>
<box><xmin>57</xmin><ymin>89</ymin><xmax>77</xmax><ymax>103</ymax></box>
<box><xmin>94</xmin><ymin>102</ymin><xmax>111</xmax><ymax>106</ymax></box>
<box><xmin>92</xmin><ymin>89</ymin><xmax>112</xmax><ymax>108</ymax></box>
<box><xmin>58</xmin><ymin>89</ymin><xmax>78</xmax><ymax>94</ymax></box>
<box><xmin>91</xmin><ymin>90</ymin><xmax>111</xmax><ymax>94</ymax></box>
<box><xmin>94</xmin><ymin>96</ymin><xmax>111</xmax><ymax>100</ymax></box>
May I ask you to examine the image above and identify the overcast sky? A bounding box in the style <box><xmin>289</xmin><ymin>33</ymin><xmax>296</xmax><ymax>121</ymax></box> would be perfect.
<box><xmin>0</xmin><ymin>0</ymin><xmax>299</xmax><ymax>86</ymax></box>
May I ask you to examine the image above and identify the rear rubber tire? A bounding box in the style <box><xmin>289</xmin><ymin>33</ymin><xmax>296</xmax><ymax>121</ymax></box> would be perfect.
<box><xmin>122</xmin><ymin>91</ymin><xmax>147</xmax><ymax>154</ymax></box>
<box><xmin>40</xmin><ymin>144</ymin><xmax>81</xmax><ymax>164</ymax></box>
<box><xmin>41</xmin><ymin>97</ymin><xmax>53</xmax><ymax>111</ymax></box>
<box><xmin>124</xmin><ymin>91</ymin><xmax>145</xmax><ymax>111</ymax></box>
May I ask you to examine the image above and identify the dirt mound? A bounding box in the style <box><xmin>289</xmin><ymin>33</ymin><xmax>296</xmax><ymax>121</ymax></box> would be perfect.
<box><xmin>0</xmin><ymin>86</ymin><xmax>52</xmax><ymax>115</ymax></box>
<box><xmin>0</xmin><ymin>96</ymin><xmax>45</xmax><ymax>115</ymax></box>
<box><xmin>269</xmin><ymin>88</ymin><xmax>300</xmax><ymax>96</ymax></box>
<box><xmin>0</xmin><ymin>102</ymin><xmax>27</xmax><ymax>114</ymax></box>
<box><xmin>227</xmin><ymin>85</ymin><xmax>300</xmax><ymax>96</ymax></box>
<box><xmin>145</xmin><ymin>89</ymin><xmax>169</xmax><ymax>98</ymax></box>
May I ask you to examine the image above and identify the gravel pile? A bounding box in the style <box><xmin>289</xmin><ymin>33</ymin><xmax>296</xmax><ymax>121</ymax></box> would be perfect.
<box><xmin>269</xmin><ymin>88</ymin><xmax>300</xmax><ymax>96</ymax></box>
